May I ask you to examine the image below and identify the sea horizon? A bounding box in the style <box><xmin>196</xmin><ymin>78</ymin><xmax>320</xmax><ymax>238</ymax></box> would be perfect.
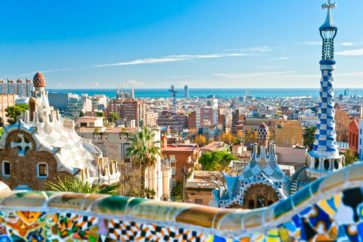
<box><xmin>47</xmin><ymin>87</ymin><xmax>362</xmax><ymax>99</ymax></box>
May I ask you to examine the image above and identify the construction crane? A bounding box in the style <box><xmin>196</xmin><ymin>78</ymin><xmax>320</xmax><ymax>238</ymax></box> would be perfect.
<box><xmin>168</xmin><ymin>84</ymin><xmax>177</xmax><ymax>112</ymax></box>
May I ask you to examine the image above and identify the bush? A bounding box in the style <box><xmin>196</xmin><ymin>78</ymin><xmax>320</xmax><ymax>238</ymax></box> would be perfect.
<box><xmin>199</xmin><ymin>151</ymin><xmax>237</xmax><ymax>171</ymax></box>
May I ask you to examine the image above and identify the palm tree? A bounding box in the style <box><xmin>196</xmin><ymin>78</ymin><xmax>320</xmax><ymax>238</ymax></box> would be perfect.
<box><xmin>127</xmin><ymin>127</ymin><xmax>160</xmax><ymax>197</ymax></box>
<box><xmin>46</xmin><ymin>176</ymin><xmax>119</xmax><ymax>195</ymax></box>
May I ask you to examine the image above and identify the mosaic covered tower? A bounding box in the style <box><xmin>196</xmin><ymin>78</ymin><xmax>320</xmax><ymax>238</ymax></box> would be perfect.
<box><xmin>307</xmin><ymin>0</ymin><xmax>345</xmax><ymax>179</ymax></box>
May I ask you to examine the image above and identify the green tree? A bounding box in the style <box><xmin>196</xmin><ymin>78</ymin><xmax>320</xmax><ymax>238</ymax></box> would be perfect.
<box><xmin>199</xmin><ymin>151</ymin><xmax>237</xmax><ymax>171</ymax></box>
<box><xmin>170</xmin><ymin>182</ymin><xmax>183</xmax><ymax>201</ymax></box>
<box><xmin>5</xmin><ymin>104</ymin><xmax>29</xmax><ymax>125</ymax></box>
<box><xmin>79</xmin><ymin>111</ymin><xmax>85</xmax><ymax>117</ymax></box>
<box><xmin>145</xmin><ymin>188</ymin><xmax>156</xmax><ymax>199</ymax></box>
<box><xmin>344</xmin><ymin>149</ymin><xmax>359</xmax><ymax>166</ymax></box>
<box><xmin>96</xmin><ymin>112</ymin><xmax>104</xmax><ymax>117</ymax></box>
<box><xmin>127</xmin><ymin>127</ymin><xmax>160</xmax><ymax>197</ymax></box>
<box><xmin>46</xmin><ymin>176</ymin><xmax>119</xmax><ymax>195</ymax></box>
<box><xmin>108</xmin><ymin>112</ymin><xmax>120</xmax><ymax>123</ymax></box>
<box><xmin>303</xmin><ymin>126</ymin><xmax>317</xmax><ymax>150</ymax></box>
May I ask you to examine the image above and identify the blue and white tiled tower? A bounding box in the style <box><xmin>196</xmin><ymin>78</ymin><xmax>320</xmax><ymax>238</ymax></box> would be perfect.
<box><xmin>307</xmin><ymin>0</ymin><xmax>345</xmax><ymax>179</ymax></box>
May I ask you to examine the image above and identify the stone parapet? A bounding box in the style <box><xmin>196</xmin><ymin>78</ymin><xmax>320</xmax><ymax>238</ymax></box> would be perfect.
<box><xmin>0</xmin><ymin>162</ymin><xmax>362</xmax><ymax>240</ymax></box>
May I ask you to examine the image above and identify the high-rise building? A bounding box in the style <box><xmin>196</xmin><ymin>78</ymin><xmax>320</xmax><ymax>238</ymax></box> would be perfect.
<box><xmin>157</xmin><ymin>110</ymin><xmax>187</xmax><ymax>133</ymax></box>
<box><xmin>306</xmin><ymin>0</ymin><xmax>345</xmax><ymax>179</ymax></box>
<box><xmin>0</xmin><ymin>79</ymin><xmax>33</xmax><ymax>97</ymax></box>
<box><xmin>184</xmin><ymin>85</ymin><xmax>189</xmax><ymax>98</ymax></box>
<box><xmin>168</xmin><ymin>85</ymin><xmax>177</xmax><ymax>112</ymax></box>
<box><xmin>145</xmin><ymin>111</ymin><xmax>158</xmax><ymax>127</ymax></box>
<box><xmin>107</xmin><ymin>98</ymin><xmax>146</xmax><ymax>127</ymax></box>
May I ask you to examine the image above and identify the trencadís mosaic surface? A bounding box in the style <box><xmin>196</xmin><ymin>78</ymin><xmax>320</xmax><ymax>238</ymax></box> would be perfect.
<box><xmin>0</xmin><ymin>162</ymin><xmax>363</xmax><ymax>241</ymax></box>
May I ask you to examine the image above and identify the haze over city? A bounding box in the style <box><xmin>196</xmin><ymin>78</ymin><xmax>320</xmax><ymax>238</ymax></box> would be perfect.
<box><xmin>0</xmin><ymin>0</ymin><xmax>362</xmax><ymax>89</ymax></box>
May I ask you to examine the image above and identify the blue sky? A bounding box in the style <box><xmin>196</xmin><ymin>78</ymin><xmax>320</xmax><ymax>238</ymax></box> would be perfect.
<box><xmin>0</xmin><ymin>0</ymin><xmax>362</xmax><ymax>89</ymax></box>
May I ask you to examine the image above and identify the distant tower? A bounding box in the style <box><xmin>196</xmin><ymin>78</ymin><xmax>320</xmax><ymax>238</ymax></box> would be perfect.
<box><xmin>307</xmin><ymin>0</ymin><xmax>344</xmax><ymax>179</ymax></box>
<box><xmin>184</xmin><ymin>85</ymin><xmax>189</xmax><ymax>98</ymax></box>
<box><xmin>169</xmin><ymin>84</ymin><xmax>178</xmax><ymax>112</ymax></box>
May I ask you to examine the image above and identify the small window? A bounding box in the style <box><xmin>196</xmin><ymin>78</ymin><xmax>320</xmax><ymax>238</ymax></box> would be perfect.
<box><xmin>37</xmin><ymin>163</ymin><xmax>48</xmax><ymax>178</ymax></box>
<box><xmin>2</xmin><ymin>161</ymin><xmax>11</xmax><ymax>177</ymax></box>
<box><xmin>195</xmin><ymin>199</ymin><xmax>203</xmax><ymax>205</ymax></box>
<box><xmin>314</xmin><ymin>158</ymin><xmax>319</xmax><ymax>169</ymax></box>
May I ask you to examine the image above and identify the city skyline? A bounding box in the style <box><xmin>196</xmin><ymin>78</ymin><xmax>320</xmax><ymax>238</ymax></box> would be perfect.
<box><xmin>0</xmin><ymin>0</ymin><xmax>362</xmax><ymax>89</ymax></box>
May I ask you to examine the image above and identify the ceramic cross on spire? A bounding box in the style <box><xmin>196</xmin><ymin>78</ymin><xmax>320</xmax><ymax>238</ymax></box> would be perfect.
<box><xmin>322</xmin><ymin>0</ymin><xmax>336</xmax><ymax>10</ymax></box>
<box><xmin>321</xmin><ymin>0</ymin><xmax>336</xmax><ymax>27</ymax></box>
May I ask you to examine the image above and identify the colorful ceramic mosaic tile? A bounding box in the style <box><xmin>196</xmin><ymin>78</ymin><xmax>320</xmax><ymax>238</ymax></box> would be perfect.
<box><xmin>0</xmin><ymin>163</ymin><xmax>363</xmax><ymax>241</ymax></box>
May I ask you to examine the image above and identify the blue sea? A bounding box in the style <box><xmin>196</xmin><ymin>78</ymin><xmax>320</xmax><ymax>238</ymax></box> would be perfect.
<box><xmin>47</xmin><ymin>88</ymin><xmax>363</xmax><ymax>99</ymax></box>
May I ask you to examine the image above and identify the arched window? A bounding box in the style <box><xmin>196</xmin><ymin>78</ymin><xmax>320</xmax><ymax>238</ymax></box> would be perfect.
<box><xmin>37</xmin><ymin>162</ymin><xmax>48</xmax><ymax>178</ymax></box>
<box><xmin>248</xmin><ymin>200</ymin><xmax>254</xmax><ymax>209</ymax></box>
<box><xmin>314</xmin><ymin>158</ymin><xmax>319</xmax><ymax>169</ymax></box>
<box><xmin>2</xmin><ymin>161</ymin><xmax>11</xmax><ymax>177</ymax></box>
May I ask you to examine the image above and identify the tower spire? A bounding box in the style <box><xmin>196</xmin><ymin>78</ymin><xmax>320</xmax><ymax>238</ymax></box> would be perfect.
<box><xmin>306</xmin><ymin>1</ymin><xmax>344</xmax><ymax>179</ymax></box>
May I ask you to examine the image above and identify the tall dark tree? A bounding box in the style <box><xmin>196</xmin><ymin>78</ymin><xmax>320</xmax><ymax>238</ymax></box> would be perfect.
<box><xmin>303</xmin><ymin>126</ymin><xmax>317</xmax><ymax>150</ymax></box>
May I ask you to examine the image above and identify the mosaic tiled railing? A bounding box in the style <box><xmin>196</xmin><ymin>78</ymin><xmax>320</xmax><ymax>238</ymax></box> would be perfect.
<box><xmin>1</xmin><ymin>163</ymin><xmax>363</xmax><ymax>241</ymax></box>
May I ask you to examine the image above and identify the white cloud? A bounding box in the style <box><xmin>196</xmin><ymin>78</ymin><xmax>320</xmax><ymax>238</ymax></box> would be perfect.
<box><xmin>299</xmin><ymin>41</ymin><xmax>321</xmax><ymax>46</ymax></box>
<box><xmin>335</xmin><ymin>72</ymin><xmax>363</xmax><ymax>78</ymax></box>
<box><xmin>17</xmin><ymin>68</ymin><xmax>72</xmax><ymax>77</ymax></box>
<box><xmin>213</xmin><ymin>71</ymin><xmax>300</xmax><ymax>80</ymax></box>
<box><xmin>210</xmin><ymin>71</ymin><xmax>363</xmax><ymax>88</ymax></box>
<box><xmin>270</xmin><ymin>56</ymin><xmax>292</xmax><ymax>61</ymax></box>
<box><xmin>336</xmin><ymin>48</ymin><xmax>363</xmax><ymax>57</ymax></box>
<box><xmin>95</xmin><ymin>47</ymin><xmax>271</xmax><ymax>67</ymax></box>
<box><xmin>341</xmin><ymin>42</ymin><xmax>354</xmax><ymax>47</ymax></box>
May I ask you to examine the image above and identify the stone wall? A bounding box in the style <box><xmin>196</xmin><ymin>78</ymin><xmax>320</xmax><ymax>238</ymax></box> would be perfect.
<box><xmin>0</xmin><ymin>130</ymin><xmax>70</xmax><ymax>190</ymax></box>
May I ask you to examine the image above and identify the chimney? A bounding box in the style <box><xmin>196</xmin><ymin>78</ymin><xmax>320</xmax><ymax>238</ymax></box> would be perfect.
<box><xmin>161</xmin><ymin>135</ymin><xmax>168</xmax><ymax>148</ymax></box>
